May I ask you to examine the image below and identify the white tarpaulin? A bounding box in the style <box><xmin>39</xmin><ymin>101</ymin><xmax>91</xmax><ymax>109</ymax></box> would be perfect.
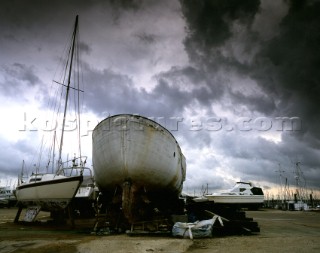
<box><xmin>172</xmin><ymin>215</ymin><xmax>224</xmax><ymax>239</ymax></box>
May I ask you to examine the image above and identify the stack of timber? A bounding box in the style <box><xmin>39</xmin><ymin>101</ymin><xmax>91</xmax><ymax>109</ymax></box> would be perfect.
<box><xmin>186</xmin><ymin>196</ymin><xmax>260</xmax><ymax>236</ymax></box>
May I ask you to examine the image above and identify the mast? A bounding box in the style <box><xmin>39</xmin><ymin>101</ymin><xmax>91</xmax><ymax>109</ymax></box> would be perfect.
<box><xmin>51</xmin><ymin>130</ymin><xmax>56</xmax><ymax>173</ymax></box>
<box><xmin>19</xmin><ymin>160</ymin><xmax>25</xmax><ymax>185</ymax></box>
<box><xmin>275</xmin><ymin>164</ymin><xmax>285</xmax><ymax>202</ymax></box>
<box><xmin>294</xmin><ymin>161</ymin><xmax>307</xmax><ymax>201</ymax></box>
<box><xmin>57</xmin><ymin>15</ymin><xmax>79</xmax><ymax>172</ymax></box>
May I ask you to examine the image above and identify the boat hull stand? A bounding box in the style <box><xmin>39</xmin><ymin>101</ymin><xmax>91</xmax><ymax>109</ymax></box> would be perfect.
<box><xmin>14</xmin><ymin>175</ymin><xmax>83</xmax><ymax>224</ymax></box>
<box><xmin>185</xmin><ymin>198</ymin><xmax>261</xmax><ymax>235</ymax></box>
<box><xmin>93</xmin><ymin>180</ymin><xmax>185</xmax><ymax>233</ymax></box>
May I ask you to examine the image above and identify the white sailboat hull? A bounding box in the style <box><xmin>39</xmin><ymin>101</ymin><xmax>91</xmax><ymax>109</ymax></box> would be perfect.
<box><xmin>15</xmin><ymin>175</ymin><xmax>83</xmax><ymax>211</ymax></box>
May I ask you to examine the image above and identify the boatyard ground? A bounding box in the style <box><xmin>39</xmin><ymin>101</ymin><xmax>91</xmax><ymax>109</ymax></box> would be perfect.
<box><xmin>0</xmin><ymin>208</ymin><xmax>320</xmax><ymax>253</ymax></box>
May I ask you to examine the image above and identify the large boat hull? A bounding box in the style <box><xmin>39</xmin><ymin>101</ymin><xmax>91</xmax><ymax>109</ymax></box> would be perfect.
<box><xmin>15</xmin><ymin>175</ymin><xmax>83</xmax><ymax>211</ymax></box>
<box><xmin>92</xmin><ymin>114</ymin><xmax>186</xmax><ymax>221</ymax></box>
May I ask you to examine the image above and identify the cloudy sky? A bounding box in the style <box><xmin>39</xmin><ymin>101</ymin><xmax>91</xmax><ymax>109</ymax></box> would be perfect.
<box><xmin>1</xmin><ymin>0</ymin><xmax>319</xmax><ymax>197</ymax></box>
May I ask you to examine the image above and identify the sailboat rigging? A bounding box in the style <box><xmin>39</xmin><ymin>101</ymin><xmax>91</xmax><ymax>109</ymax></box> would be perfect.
<box><xmin>15</xmin><ymin>15</ymin><xmax>88</xmax><ymax>217</ymax></box>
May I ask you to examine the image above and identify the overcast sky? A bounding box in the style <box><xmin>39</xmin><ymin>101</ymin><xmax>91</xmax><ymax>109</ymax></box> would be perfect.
<box><xmin>1</xmin><ymin>0</ymin><xmax>319</xmax><ymax>197</ymax></box>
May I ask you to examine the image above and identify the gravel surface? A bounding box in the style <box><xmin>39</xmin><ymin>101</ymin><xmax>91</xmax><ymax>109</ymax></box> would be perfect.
<box><xmin>0</xmin><ymin>208</ymin><xmax>319</xmax><ymax>253</ymax></box>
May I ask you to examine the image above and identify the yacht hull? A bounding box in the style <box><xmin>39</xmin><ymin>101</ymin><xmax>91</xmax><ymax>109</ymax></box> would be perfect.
<box><xmin>92</xmin><ymin>114</ymin><xmax>186</xmax><ymax>221</ymax></box>
<box><xmin>15</xmin><ymin>175</ymin><xmax>83</xmax><ymax>211</ymax></box>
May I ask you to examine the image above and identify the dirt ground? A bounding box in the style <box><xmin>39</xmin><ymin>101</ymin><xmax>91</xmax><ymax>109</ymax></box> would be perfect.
<box><xmin>0</xmin><ymin>207</ymin><xmax>320</xmax><ymax>253</ymax></box>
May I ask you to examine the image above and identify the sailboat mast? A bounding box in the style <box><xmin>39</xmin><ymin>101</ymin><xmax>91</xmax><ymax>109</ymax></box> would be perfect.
<box><xmin>58</xmin><ymin>15</ymin><xmax>79</xmax><ymax>171</ymax></box>
<box><xmin>51</xmin><ymin>130</ymin><xmax>56</xmax><ymax>173</ymax></box>
<box><xmin>19</xmin><ymin>160</ymin><xmax>25</xmax><ymax>185</ymax></box>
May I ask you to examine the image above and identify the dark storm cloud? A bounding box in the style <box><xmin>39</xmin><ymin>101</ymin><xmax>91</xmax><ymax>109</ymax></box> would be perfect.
<box><xmin>180</xmin><ymin>0</ymin><xmax>260</xmax><ymax>47</ymax></box>
<box><xmin>83</xmin><ymin>66</ymin><xmax>140</xmax><ymax>115</ymax></box>
<box><xmin>83</xmin><ymin>65</ymin><xmax>194</xmax><ymax>117</ymax></box>
<box><xmin>180</xmin><ymin>0</ymin><xmax>260</xmax><ymax>59</ymax></box>
<box><xmin>153</xmin><ymin>65</ymin><xmax>227</xmax><ymax>111</ymax></box>
<box><xmin>84</xmin><ymin>63</ymin><xmax>225</xmax><ymax>120</ymax></box>
<box><xmin>135</xmin><ymin>32</ymin><xmax>157</xmax><ymax>44</ymax></box>
<box><xmin>228</xmin><ymin>88</ymin><xmax>276</xmax><ymax>114</ymax></box>
<box><xmin>11</xmin><ymin>63</ymin><xmax>40</xmax><ymax>85</ymax></box>
<box><xmin>179</xmin><ymin>0</ymin><xmax>320</xmax><ymax>134</ymax></box>
<box><xmin>254</xmin><ymin>0</ymin><xmax>320</xmax><ymax>143</ymax></box>
<box><xmin>4</xmin><ymin>63</ymin><xmax>40</xmax><ymax>86</ymax></box>
<box><xmin>0</xmin><ymin>63</ymin><xmax>41</xmax><ymax>97</ymax></box>
<box><xmin>0</xmin><ymin>0</ymin><xmax>75</xmax><ymax>32</ymax></box>
<box><xmin>178</xmin><ymin>0</ymin><xmax>266</xmax><ymax>112</ymax></box>
<box><xmin>78</xmin><ymin>42</ymin><xmax>92</xmax><ymax>55</ymax></box>
<box><xmin>0</xmin><ymin>0</ymin><xmax>141</xmax><ymax>38</ymax></box>
<box><xmin>109</xmin><ymin>0</ymin><xmax>143</xmax><ymax>10</ymax></box>
<box><xmin>1</xmin><ymin>0</ymin><xmax>320</xmax><ymax>192</ymax></box>
<box><xmin>0</xmin><ymin>137</ymin><xmax>37</xmax><ymax>175</ymax></box>
<box><xmin>151</xmin><ymin>78</ymin><xmax>191</xmax><ymax>112</ymax></box>
<box><xmin>178</xmin><ymin>0</ymin><xmax>320</xmax><ymax>190</ymax></box>
<box><xmin>210</xmin><ymin>133</ymin><xmax>317</xmax><ymax>188</ymax></box>
<box><xmin>279</xmin><ymin>133</ymin><xmax>320</xmax><ymax>169</ymax></box>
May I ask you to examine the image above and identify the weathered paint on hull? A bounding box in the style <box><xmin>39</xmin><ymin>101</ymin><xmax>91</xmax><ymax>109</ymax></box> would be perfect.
<box><xmin>92</xmin><ymin>114</ymin><xmax>186</xmax><ymax>192</ymax></box>
<box><xmin>92</xmin><ymin>114</ymin><xmax>186</xmax><ymax>221</ymax></box>
<box><xmin>15</xmin><ymin>175</ymin><xmax>83</xmax><ymax>211</ymax></box>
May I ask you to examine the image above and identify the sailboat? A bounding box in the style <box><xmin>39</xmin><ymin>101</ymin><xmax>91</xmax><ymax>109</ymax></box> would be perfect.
<box><xmin>15</xmin><ymin>16</ymin><xmax>86</xmax><ymax>215</ymax></box>
<box><xmin>287</xmin><ymin>162</ymin><xmax>309</xmax><ymax>211</ymax></box>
